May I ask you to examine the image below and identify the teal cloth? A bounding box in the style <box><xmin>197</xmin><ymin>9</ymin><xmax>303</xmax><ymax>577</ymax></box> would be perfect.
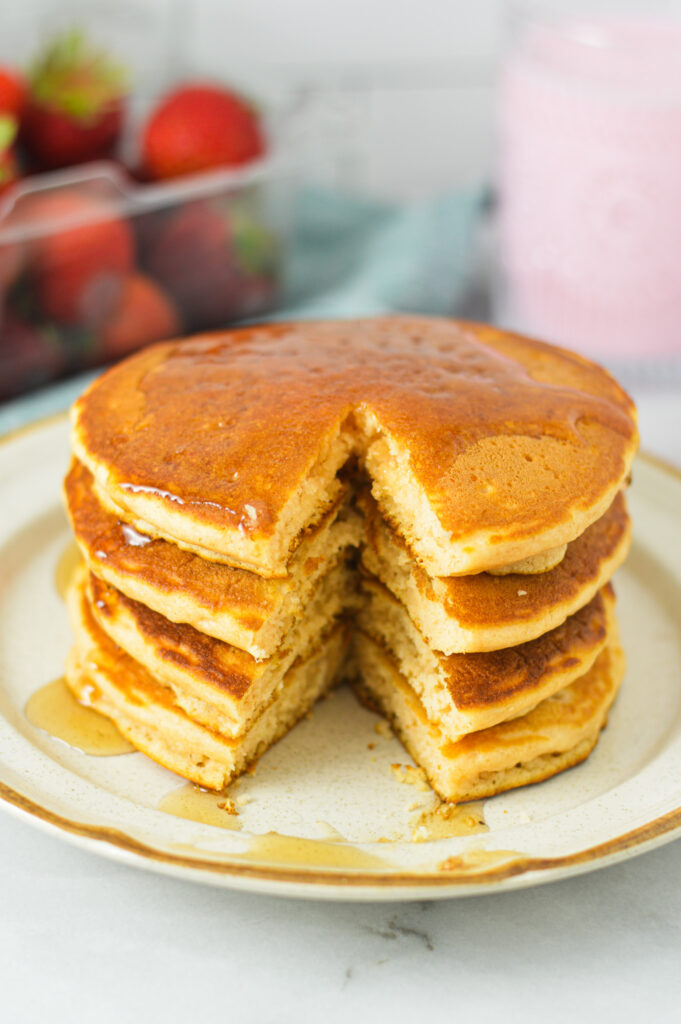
<box><xmin>282</xmin><ymin>185</ymin><xmax>482</xmax><ymax>317</ymax></box>
<box><xmin>0</xmin><ymin>186</ymin><xmax>482</xmax><ymax>436</ymax></box>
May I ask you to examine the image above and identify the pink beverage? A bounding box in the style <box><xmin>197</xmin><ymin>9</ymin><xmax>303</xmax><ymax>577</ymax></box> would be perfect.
<box><xmin>498</xmin><ymin>7</ymin><xmax>681</xmax><ymax>358</ymax></box>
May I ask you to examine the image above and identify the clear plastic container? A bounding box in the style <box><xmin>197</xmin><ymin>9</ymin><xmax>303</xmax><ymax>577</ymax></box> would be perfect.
<box><xmin>0</xmin><ymin>155</ymin><xmax>296</xmax><ymax>400</ymax></box>
<box><xmin>0</xmin><ymin>0</ymin><xmax>301</xmax><ymax>400</ymax></box>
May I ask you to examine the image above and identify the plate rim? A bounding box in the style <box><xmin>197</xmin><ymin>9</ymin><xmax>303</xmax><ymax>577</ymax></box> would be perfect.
<box><xmin>1</xmin><ymin>410</ymin><xmax>680</xmax><ymax>896</ymax></box>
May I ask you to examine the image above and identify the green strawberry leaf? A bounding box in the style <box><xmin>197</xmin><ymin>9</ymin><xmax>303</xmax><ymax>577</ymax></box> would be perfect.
<box><xmin>0</xmin><ymin>115</ymin><xmax>18</xmax><ymax>151</ymax></box>
<box><xmin>29</xmin><ymin>28</ymin><xmax>128</xmax><ymax>121</ymax></box>
<box><xmin>231</xmin><ymin>211</ymin><xmax>278</xmax><ymax>275</ymax></box>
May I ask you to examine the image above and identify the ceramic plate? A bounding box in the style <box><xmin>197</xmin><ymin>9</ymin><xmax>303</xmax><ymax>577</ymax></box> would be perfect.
<box><xmin>1</xmin><ymin>414</ymin><xmax>681</xmax><ymax>901</ymax></box>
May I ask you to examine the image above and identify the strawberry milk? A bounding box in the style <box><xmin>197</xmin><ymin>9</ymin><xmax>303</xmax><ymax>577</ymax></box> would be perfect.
<box><xmin>498</xmin><ymin>11</ymin><xmax>681</xmax><ymax>358</ymax></box>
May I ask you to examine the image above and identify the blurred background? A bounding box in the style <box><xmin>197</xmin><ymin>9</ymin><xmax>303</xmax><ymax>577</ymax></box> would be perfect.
<box><xmin>2</xmin><ymin>0</ymin><xmax>681</xmax><ymax>409</ymax></box>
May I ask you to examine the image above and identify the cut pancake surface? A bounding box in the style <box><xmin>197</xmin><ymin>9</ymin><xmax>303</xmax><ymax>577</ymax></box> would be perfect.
<box><xmin>353</xmin><ymin>634</ymin><xmax>624</xmax><ymax>803</ymax></box>
<box><xmin>66</xmin><ymin>567</ymin><xmax>622</xmax><ymax>801</ymax></box>
<box><xmin>361</xmin><ymin>490</ymin><xmax>630</xmax><ymax>654</ymax></box>
<box><xmin>66</xmin><ymin>573</ymin><xmax>349</xmax><ymax>790</ymax></box>
<box><xmin>357</xmin><ymin>577</ymin><xmax>615</xmax><ymax>738</ymax></box>
<box><xmin>65</xmin><ymin>459</ymin><xmax>361</xmax><ymax>659</ymax></box>
<box><xmin>87</xmin><ymin>565</ymin><xmax>354</xmax><ymax>739</ymax></box>
<box><xmin>66</xmin><ymin>459</ymin><xmax>630</xmax><ymax>660</ymax></box>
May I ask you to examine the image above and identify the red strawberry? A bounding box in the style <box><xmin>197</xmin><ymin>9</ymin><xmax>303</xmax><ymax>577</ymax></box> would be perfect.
<box><xmin>24</xmin><ymin>189</ymin><xmax>134</xmax><ymax>323</ymax></box>
<box><xmin>0</xmin><ymin>68</ymin><xmax>25</xmax><ymax>118</ymax></box>
<box><xmin>99</xmin><ymin>273</ymin><xmax>180</xmax><ymax>359</ymax></box>
<box><xmin>0</xmin><ymin>147</ymin><xmax>18</xmax><ymax>195</ymax></box>
<box><xmin>0</xmin><ymin>311</ymin><xmax>64</xmax><ymax>399</ymax></box>
<box><xmin>21</xmin><ymin>30</ymin><xmax>127</xmax><ymax>170</ymax></box>
<box><xmin>142</xmin><ymin>84</ymin><xmax>265</xmax><ymax>181</ymax></box>
<box><xmin>0</xmin><ymin>236</ymin><xmax>25</xmax><ymax>293</ymax></box>
<box><xmin>144</xmin><ymin>200</ymin><xmax>244</xmax><ymax>328</ymax></box>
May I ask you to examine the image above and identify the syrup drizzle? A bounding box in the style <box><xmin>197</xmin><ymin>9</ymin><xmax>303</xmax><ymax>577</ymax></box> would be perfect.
<box><xmin>241</xmin><ymin>832</ymin><xmax>388</xmax><ymax>870</ymax></box>
<box><xmin>119</xmin><ymin>483</ymin><xmax>185</xmax><ymax>504</ymax></box>
<box><xmin>120</xmin><ymin>523</ymin><xmax>152</xmax><ymax>547</ymax></box>
<box><xmin>77</xmin><ymin>318</ymin><xmax>635</xmax><ymax>540</ymax></box>
<box><xmin>158</xmin><ymin>787</ymin><xmax>387</xmax><ymax>868</ymax></box>
<box><xmin>30</xmin><ymin>542</ymin><xmax>133</xmax><ymax>755</ymax></box>
<box><xmin>438</xmin><ymin>848</ymin><xmax>524</xmax><ymax>874</ymax></box>
<box><xmin>159</xmin><ymin>783</ymin><xmax>241</xmax><ymax>830</ymax></box>
<box><xmin>411</xmin><ymin>800</ymin><xmax>488</xmax><ymax>842</ymax></box>
<box><xmin>25</xmin><ymin>677</ymin><xmax>135</xmax><ymax>756</ymax></box>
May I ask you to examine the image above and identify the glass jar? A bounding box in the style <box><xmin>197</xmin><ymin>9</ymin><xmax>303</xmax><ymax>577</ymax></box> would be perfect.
<box><xmin>497</xmin><ymin>1</ymin><xmax>681</xmax><ymax>364</ymax></box>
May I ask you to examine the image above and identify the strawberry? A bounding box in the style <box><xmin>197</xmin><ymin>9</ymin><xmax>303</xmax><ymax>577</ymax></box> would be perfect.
<box><xmin>24</xmin><ymin>189</ymin><xmax>134</xmax><ymax>323</ymax></box>
<box><xmin>0</xmin><ymin>147</ymin><xmax>18</xmax><ymax>195</ymax></box>
<box><xmin>21</xmin><ymin>30</ymin><xmax>127</xmax><ymax>170</ymax></box>
<box><xmin>99</xmin><ymin>273</ymin><xmax>180</xmax><ymax>359</ymax></box>
<box><xmin>0</xmin><ymin>115</ymin><xmax>19</xmax><ymax>195</ymax></box>
<box><xmin>144</xmin><ymin>200</ymin><xmax>243</xmax><ymax>327</ymax></box>
<box><xmin>230</xmin><ymin>207</ymin><xmax>278</xmax><ymax>277</ymax></box>
<box><xmin>0</xmin><ymin>236</ymin><xmax>25</xmax><ymax>294</ymax></box>
<box><xmin>142</xmin><ymin>84</ymin><xmax>265</xmax><ymax>181</ymax></box>
<box><xmin>0</xmin><ymin>68</ymin><xmax>25</xmax><ymax>118</ymax></box>
<box><xmin>0</xmin><ymin>311</ymin><xmax>64</xmax><ymax>400</ymax></box>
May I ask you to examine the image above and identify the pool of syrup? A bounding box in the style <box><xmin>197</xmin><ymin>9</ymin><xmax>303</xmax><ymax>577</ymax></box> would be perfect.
<box><xmin>25</xmin><ymin>677</ymin><xmax>134</xmax><ymax>756</ymax></box>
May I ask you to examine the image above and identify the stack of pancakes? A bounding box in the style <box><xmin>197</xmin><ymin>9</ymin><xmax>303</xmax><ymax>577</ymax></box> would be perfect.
<box><xmin>63</xmin><ymin>316</ymin><xmax>637</xmax><ymax>802</ymax></box>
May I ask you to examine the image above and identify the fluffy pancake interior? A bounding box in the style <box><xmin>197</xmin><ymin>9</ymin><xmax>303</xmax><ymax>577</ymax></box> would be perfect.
<box><xmin>360</xmin><ymin>489</ymin><xmax>630</xmax><ymax>654</ymax></box>
<box><xmin>356</xmin><ymin>575</ymin><xmax>614</xmax><ymax>740</ymax></box>
<box><xmin>66</xmin><ymin>572</ymin><xmax>350</xmax><ymax>790</ymax></box>
<box><xmin>352</xmin><ymin>633</ymin><xmax>624</xmax><ymax>803</ymax></box>
<box><xmin>66</xmin><ymin>457</ymin><xmax>630</xmax><ymax>661</ymax></box>
<box><xmin>65</xmin><ymin>458</ymin><xmax>362</xmax><ymax>659</ymax></box>
<box><xmin>87</xmin><ymin>560</ymin><xmax>356</xmax><ymax>739</ymax></box>
<box><xmin>60</xmin><ymin>477</ymin><xmax>630</xmax><ymax>799</ymax></box>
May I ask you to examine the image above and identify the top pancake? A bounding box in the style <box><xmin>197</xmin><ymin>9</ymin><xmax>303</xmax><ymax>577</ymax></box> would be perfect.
<box><xmin>71</xmin><ymin>316</ymin><xmax>638</xmax><ymax>578</ymax></box>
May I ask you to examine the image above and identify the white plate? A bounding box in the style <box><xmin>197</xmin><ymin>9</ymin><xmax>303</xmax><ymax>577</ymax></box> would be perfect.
<box><xmin>1</xmin><ymin>414</ymin><xmax>681</xmax><ymax>901</ymax></box>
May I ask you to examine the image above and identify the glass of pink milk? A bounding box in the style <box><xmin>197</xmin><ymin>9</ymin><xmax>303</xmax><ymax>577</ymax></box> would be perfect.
<box><xmin>497</xmin><ymin>2</ymin><xmax>681</xmax><ymax>361</ymax></box>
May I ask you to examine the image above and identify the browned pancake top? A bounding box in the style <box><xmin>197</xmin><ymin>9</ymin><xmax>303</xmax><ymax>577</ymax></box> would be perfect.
<box><xmin>76</xmin><ymin>579</ymin><xmax>178</xmax><ymax>711</ymax></box>
<box><xmin>363</xmin><ymin>488</ymin><xmax>629</xmax><ymax>629</ymax></box>
<box><xmin>65</xmin><ymin>459</ymin><xmax>309</xmax><ymax>632</ymax></box>
<box><xmin>88</xmin><ymin>573</ymin><xmax>257</xmax><ymax>699</ymax></box>
<box><xmin>72</xmin><ymin>316</ymin><xmax>637</xmax><ymax>544</ymax></box>
<box><xmin>438</xmin><ymin>493</ymin><xmax>628</xmax><ymax>626</ymax></box>
<box><xmin>440</xmin><ymin>587</ymin><xmax>611</xmax><ymax>709</ymax></box>
<box><xmin>445</xmin><ymin>641</ymin><xmax>619</xmax><ymax>757</ymax></box>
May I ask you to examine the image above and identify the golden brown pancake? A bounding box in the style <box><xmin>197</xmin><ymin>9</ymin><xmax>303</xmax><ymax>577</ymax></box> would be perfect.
<box><xmin>61</xmin><ymin>315</ymin><xmax>637</xmax><ymax>802</ymax></box>
<box><xmin>357</xmin><ymin>575</ymin><xmax>615</xmax><ymax>738</ymax></box>
<box><xmin>66</xmin><ymin>572</ymin><xmax>349</xmax><ymax>790</ymax></box>
<box><xmin>360</xmin><ymin>489</ymin><xmax>630</xmax><ymax>654</ymax></box>
<box><xmin>353</xmin><ymin>635</ymin><xmax>624</xmax><ymax>803</ymax></box>
<box><xmin>65</xmin><ymin>456</ymin><xmax>630</xmax><ymax>659</ymax></box>
<box><xmin>71</xmin><ymin>316</ymin><xmax>637</xmax><ymax>578</ymax></box>
<box><xmin>65</xmin><ymin>459</ymin><xmax>361</xmax><ymax>658</ymax></box>
<box><xmin>86</xmin><ymin>565</ymin><xmax>354</xmax><ymax>739</ymax></box>
<box><xmin>67</xmin><ymin>567</ymin><xmax>622</xmax><ymax>802</ymax></box>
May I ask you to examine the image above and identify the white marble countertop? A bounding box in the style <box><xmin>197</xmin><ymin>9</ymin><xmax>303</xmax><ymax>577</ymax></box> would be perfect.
<box><xmin>1</xmin><ymin>382</ymin><xmax>680</xmax><ymax>1023</ymax></box>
